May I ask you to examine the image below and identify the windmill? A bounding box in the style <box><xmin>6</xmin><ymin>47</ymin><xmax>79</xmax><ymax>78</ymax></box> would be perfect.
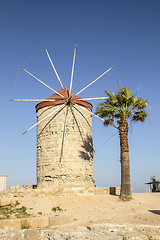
<box><xmin>10</xmin><ymin>45</ymin><xmax>114</xmax><ymax>188</ymax></box>
<box><xmin>145</xmin><ymin>176</ymin><xmax>160</xmax><ymax>192</ymax></box>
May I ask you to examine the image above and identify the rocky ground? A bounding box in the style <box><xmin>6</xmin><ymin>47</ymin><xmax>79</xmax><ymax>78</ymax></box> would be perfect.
<box><xmin>0</xmin><ymin>193</ymin><xmax>160</xmax><ymax>239</ymax></box>
<box><xmin>1</xmin><ymin>223</ymin><xmax>160</xmax><ymax>239</ymax></box>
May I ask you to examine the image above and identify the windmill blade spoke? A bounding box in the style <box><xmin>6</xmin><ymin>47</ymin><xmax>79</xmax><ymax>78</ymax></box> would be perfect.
<box><xmin>72</xmin><ymin>107</ymin><xmax>88</xmax><ymax>135</ymax></box>
<box><xmin>69</xmin><ymin>44</ymin><xmax>77</xmax><ymax>96</ymax></box>
<box><xmin>75</xmin><ymin>104</ymin><xmax>105</xmax><ymax>122</ymax></box>
<box><xmin>72</xmin><ymin>107</ymin><xmax>94</xmax><ymax>152</ymax></box>
<box><xmin>20</xmin><ymin>66</ymin><xmax>65</xmax><ymax>99</ymax></box>
<box><xmin>70</xmin><ymin>106</ymin><xmax>84</xmax><ymax>143</ymax></box>
<box><xmin>45</xmin><ymin>48</ymin><xmax>64</xmax><ymax>89</ymax></box>
<box><xmin>75</xmin><ymin>97</ymin><xmax>109</xmax><ymax>101</ymax></box>
<box><xmin>60</xmin><ymin>106</ymin><xmax>69</xmax><ymax>163</ymax></box>
<box><xmin>76</xmin><ymin>66</ymin><xmax>114</xmax><ymax>96</ymax></box>
<box><xmin>22</xmin><ymin>104</ymin><xmax>65</xmax><ymax>135</ymax></box>
<box><xmin>10</xmin><ymin>99</ymin><xmax>59</xmax><ymax>102</ymax></box>
<box><xmin>72</xmin><ymin>105</ymin><xmax>92</xmax><ymax>130</ymax></box>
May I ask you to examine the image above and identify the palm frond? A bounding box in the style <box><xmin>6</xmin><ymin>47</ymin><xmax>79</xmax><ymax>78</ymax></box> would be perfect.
<box><xmin>132</xmin><ymin>110</ymin><xmax>148</xmax><ymax>122</ymax></box>
<box><xmin>95</xmin><ymin>86</ymin><xmax>150</xmax><ymax>126</ymax></box>
<box><xmin>117</xmin><ymin>87</ymin><xmax>133</xmax><ymax>107</ymax></box>
<box><xmin>105</xmin><ymin>91</ymin><xmax>118</xmax><ymax>106</ymax></box>
<box><xmin>133</xmin><ymin>98</ymin><xmax>147</xmax><ymax>109</ymax></box>
<box><xmin>104</xmin><ymin>118</ymin><xmax>114</xmax><ymax>126</ymax></box>
<box><xmin>95</xmin><ymin>102</ymin><xmax>117</xmax><ymax>118</ymax></box>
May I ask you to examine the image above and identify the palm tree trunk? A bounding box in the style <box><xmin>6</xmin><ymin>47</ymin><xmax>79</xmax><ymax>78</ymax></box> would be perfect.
<box><xmin>118</xmin><ymin>117</ymin><xmax>132</xmax><ymax>200</ymax></box>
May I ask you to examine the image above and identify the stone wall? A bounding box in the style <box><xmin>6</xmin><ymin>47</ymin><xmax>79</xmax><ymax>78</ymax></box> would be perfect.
<box><xmin>0</xmin><ymin>187</ymin><xmax>120</xmax><ymax>200</ymax></box>
<box><xmin>36</xmin><ymin>104</ymin><xmax>94</xmax><ymax>188</ymax></box>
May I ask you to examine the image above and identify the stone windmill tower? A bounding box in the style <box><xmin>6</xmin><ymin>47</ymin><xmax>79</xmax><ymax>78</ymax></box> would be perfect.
<box><xmin>11</xmin><ymin>45</ymin><xmax>113</xmax><ymax>189</ymax></box>
<box><xmin>36</xmin><ymin>88</ymin><xmax>94</xmax><ymax>188</ymax></box>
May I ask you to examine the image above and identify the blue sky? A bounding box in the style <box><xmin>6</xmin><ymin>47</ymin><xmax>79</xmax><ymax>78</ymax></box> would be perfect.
<box><xmin>0</xmin><ymin>0</ymin><xmax>160</xmax><ymax>192</ymax></box>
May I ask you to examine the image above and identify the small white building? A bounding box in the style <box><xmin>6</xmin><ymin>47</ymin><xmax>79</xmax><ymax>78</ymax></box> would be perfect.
<box><xmin>0</xmin><ymin>175</ymin><xmax>7</xmax><ymax>191</ymax></box>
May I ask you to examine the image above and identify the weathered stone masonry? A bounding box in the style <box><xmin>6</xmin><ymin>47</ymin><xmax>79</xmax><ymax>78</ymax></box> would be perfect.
<box><xmin>36</xmin><ymin>89</ymin><xmax>95</xmax><ymax>188</ymax></box>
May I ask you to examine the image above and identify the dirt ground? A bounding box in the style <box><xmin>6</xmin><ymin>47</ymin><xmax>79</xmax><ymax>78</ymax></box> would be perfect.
<box><xmin>19</xmin><ymin>193</ymin><xmax>160</xmax><ymax>228</ymax></box>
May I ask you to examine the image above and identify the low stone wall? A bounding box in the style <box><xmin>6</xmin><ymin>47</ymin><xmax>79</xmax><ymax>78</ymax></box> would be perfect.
<box><xmin>0</xmin><ymin>223</ymin><xmax>160</xmax><ymax>239</ymax></box>
<box><xmin>0</xmin><ymin>216</ymin><xmax>74</xmax><ymax>229</ymax></box>
<box><xmin>94</xmin><ymin>187</ymin><xmax>120</xmax><ymax>195</ymax></box>
<box><xmin>0</xmin><ymin>187</ymin><xmax>120</xmax><ymax>201</ymax></box>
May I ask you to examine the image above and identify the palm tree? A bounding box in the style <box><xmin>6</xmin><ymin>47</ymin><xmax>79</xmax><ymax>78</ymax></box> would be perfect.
<box><xmin>95</xmin><ymin>87</ymin><xmax>150</xmax><ymax>200</ymax></box>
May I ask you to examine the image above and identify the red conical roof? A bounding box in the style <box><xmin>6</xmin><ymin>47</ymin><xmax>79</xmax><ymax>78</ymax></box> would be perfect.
<box><xmin>35</xmin><ymin>88</ymin><xmax>92</xmax><ymax>111</ymax></box>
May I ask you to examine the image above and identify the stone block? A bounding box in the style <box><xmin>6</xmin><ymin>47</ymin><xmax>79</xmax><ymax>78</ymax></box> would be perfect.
<box><xmin>94</xmin><ymin>187</ymin><xmax>110</xmax><ymax>195</ymax></box>
<box><xmin>0</xmin><ymin>227</ymin><xmax>22</xmax><ymax>240</ymax></box>
<box><xmin>22</xmin><ymin>217</ymin><xmax>49</xmax><ymax>229</ymax></box>
<box><xmin>77</xmin><ymin>192</ymin><xmax>84</xmax><ymax>196</ymax></box>
<box><xmin>6</xmin><ymin>193</ymin><xmax>14</xmax><ymax>198</ymax></box>
<box><xmin>22</xmin><ymin>185</ymin><xmax>33</xmax><ymax>190</ymax></box>
<box><xmin>116</xmin><ymin>187</ymin><xmax>121</xmax><ymax>195</ymax></box>
<box><xmin>23</xmin><ymin>229</ymin><xmax>41</xmax><ymax>240</ymax></box>
<box><xmin>9</xmin><ymin>185</ymin><xmax>20</xmax><ymax>190</ymax></box>
<box><xmin>49</xmin><ymin>215</ymin><xmax>73</xmax><ymax>226</ymax></box>
<box><xmin>71</xmin><ymin>187</ymin><xmax>85</xmax><ymax>191</ymax></box>
<box><xmin>0</xmin><ymin>198</ymin><xmax>12</xmax><ymax>206</ymax></box>
<box><xmin>0</xmin><ymin>219</ymin><xmax>21</xmax><ymax>229</ymax></box>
